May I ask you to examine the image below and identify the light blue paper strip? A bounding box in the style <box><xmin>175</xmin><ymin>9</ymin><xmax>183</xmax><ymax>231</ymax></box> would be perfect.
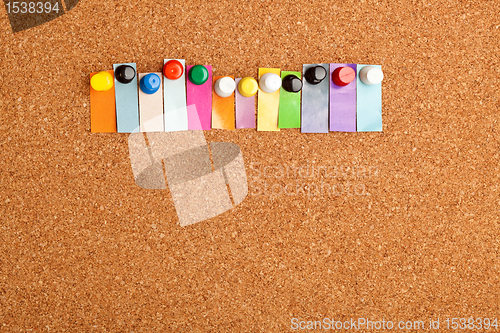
<box><xmin>356</xmin><ymin>64</ymin><xmax>382</xmax><ymax>132</ymax></box>
<box><xmin>113</xmin><ymin>63</ymin><xmax>140</xmax><ymax>133</ymax></box>
<box><xmin>164</xmin><ymin>59</ymin><xmax>188</xmax><ymax>132</ymax></box>
<box><xmin>301</xmin><ymin>63</ymin><xmax>329</xmax><ymax>133</ymax></box>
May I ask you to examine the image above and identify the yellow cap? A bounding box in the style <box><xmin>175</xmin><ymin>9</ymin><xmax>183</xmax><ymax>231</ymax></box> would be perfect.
<box><xmin>238</xmin><ymin>77</ymin><xmax>258</xmax><ymax>97</ymax></box>
<box><xmin>91</xmin><ymin>71</ymin><xmax>114</xmax><ymax>91</ymax></box>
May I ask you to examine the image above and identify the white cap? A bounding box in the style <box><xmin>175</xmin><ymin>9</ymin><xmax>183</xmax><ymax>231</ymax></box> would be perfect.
<box><xmin>214</xmin><ymin>77</ymin><xmax>236</xmax><ymax>98</ymax></box>
<box><xmin>359</xmin><ymin>66</ymin><xmax>384</xmax><ymax>85</ymax></box>
<box><xmin>259</xmin><ymin>73</ymin><xmax>282</xmax><ymax>93</ymax></box>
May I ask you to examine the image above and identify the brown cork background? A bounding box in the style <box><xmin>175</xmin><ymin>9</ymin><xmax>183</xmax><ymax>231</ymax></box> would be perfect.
<box><xmin>1</xmin><ymin>0</ymin><xmax>500</xmax><ymax>331</ymax></box>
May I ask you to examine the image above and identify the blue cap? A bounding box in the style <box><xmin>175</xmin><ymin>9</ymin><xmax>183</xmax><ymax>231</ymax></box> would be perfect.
<box><xmin>140</xmin><ymin>73</ymin><xmax>161</xmax><ymax>94</ymax></box>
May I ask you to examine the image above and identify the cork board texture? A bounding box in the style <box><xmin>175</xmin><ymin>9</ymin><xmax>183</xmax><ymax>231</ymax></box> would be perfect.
<box><xmin>1</xmin><ymin>0</ymin><xmax>500</xmax><ymax>331</ymax></box>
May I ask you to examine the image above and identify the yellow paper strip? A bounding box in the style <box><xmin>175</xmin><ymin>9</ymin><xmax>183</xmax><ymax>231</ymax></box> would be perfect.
<box><xmin>257</xmin><ymin>68</ymin><xmax>280</xmax><ymax>131</ymax></box>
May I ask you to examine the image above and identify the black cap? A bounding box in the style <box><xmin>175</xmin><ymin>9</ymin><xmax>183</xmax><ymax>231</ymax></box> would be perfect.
<box><xmin>282</xmin><ymin>75</ymin><xmax>303</xmax><ymax>93</ymax></box>
<box><xmin>304</xmin><ymin>65</ymin><xmax>327</xmax><ymax>85</ymax></box>
<box><xmin>115</xmin><ymin>65</ymin><xmax>136</xmax><ymax>84</ymax></box>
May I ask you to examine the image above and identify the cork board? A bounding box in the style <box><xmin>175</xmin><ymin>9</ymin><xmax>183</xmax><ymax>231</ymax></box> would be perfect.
<box><xmin>1</xmin><ymin>0</ymin><xmax>500</xmax><ymax>331</ymax></box>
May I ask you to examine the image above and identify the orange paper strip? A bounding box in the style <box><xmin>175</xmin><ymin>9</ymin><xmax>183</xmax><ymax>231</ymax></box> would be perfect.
<box><xmin>211</xmin><ymin>76</ymin><xmax>235</xmax><ymax>130</ymax></box>
<box><xmin>90</xmin><ymin>70</ymin><xmax>117</xmax><ymax>133</ymax></box>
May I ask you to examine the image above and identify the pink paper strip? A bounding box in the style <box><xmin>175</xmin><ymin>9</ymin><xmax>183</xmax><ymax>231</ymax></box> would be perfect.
<box><xmin>186</xmin><ymin>65</ymin><xmax>212</xmax><ymax>130</ymax></box>
<box><xmin>235</xmin><ymin>78</ymin><xmax>256</xmax><ymax>129</ymax></box>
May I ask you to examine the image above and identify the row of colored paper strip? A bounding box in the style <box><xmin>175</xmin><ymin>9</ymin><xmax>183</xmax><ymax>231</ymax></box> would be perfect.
<box><xmin>89</xmin><ymin>60</ymin><xmax>382</xmax><ymax>133</ymax></box>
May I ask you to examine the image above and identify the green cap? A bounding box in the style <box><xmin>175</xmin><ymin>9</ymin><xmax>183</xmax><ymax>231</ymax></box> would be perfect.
<box><xmin>189</xmin><ymin>65</ymin><xmax>209</xmax><ymax>85</ymax></box>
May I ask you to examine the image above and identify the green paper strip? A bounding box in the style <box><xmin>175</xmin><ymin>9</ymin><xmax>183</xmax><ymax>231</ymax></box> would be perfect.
<box><xmin>278</xmin><ymin>71</ymin><xmax>301</xmax><ymax>128</ymax></box>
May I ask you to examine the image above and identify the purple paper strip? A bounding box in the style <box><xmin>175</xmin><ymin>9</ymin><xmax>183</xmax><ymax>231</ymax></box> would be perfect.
<box><xmin>330</xmin><ymin>63</ymin><xmax>357</xmax><ymax>132</ymax></box>
<box><xmin>186</xmin><ymin>65</ymin><xmax>212</xmax><ymax>130</ymax></box>
<box><xmin>235</xmin><ymin>78</ymin><xmax>256</xmax><ymax>129</ymax></box>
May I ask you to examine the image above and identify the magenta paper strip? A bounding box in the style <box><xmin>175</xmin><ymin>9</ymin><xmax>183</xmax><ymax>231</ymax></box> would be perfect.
<box><xmin>186</xmin><ymin>65</ymin><xmax>212</xmax><ymax>130</ymax></box>
<box><xmin>235</xmin><ymin>78</ymin><xmax>256</xmax><ymax>129</ymax></box>
<box><xmin>330</xmin><ymin>63</ymin><xmax>357</xmax><ymax>132</ymax></box>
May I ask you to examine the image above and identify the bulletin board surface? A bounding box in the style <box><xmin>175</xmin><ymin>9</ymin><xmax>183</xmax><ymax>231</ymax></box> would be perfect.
<box><xmin>1</xmin><ymin>0</ymin><xmax>499</xmax><ymax>331</ymax></box>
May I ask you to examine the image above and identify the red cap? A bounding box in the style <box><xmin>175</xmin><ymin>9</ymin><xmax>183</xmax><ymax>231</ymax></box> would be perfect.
<box><xmin>163</xmin><ymin>60</ymin><xmax>184</xmax><ymax>80</ymax></box>
<box><xmin>332</xmin><ymin>66</ymin><xmax>355</xmax><ymax>86</ymax></box>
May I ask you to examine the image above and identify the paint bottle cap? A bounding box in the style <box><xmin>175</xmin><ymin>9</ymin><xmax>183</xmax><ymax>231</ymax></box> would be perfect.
<box><xmin>115</xmin><ymin>65</ymin><xmax>136</xmax><ymax>84</ymax></box>
<box><xmin>332</xmin><ymin>66</ymin><xmax>355</xmax><ymax>86</ymax></box>
<box><xmin>189</xmin><ymin>65</ymin><xmax>209</xmax><ymax>85</ymax></box>
<box><xmin>214</xmin><ymin>77</ymin><xmax>236</xmax><ymax>98</ymax></box>
<box><xmin>163</xmin><ymin>60</ymin><xmax>184</xmax><ymax>80</ymax></box>
<box><xmin>305</xmin><ymin>65</ymin><xmax>327</xmax><ymax>85</ymax></box>
<box><xmin>238</xmin><ymin>77</ymin><xmax>258</xmax><ymax>97</ymax></box>
<box><xmin>259</xmin><ymin>73</ymin><xmax>281</xmax><ymax>93</ymax></box>
<box><xmin>282</xmin><ymin>74</ymin><xmax>302</xmax><ymax>93</ymax></box>
<box><xmin>359</xmin><ymin>66</ymin><xmax>384</xmax><ymax>85</ymax></box>
<box><xmin>91</xmin><ymin>71</ymin><xmax>114</xmax><ymax>91</ymax></box>
<box><xmin>140</xmin><ymin>73</ymin><xmax>161</xmax><ymax>94</ymax></box>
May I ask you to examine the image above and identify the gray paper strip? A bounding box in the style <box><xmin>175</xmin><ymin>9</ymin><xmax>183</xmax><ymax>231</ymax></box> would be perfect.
<box><xmin>301</xmin><ymin>63</ymin><xmax>330</xmax><ymax>133</ymax></box>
